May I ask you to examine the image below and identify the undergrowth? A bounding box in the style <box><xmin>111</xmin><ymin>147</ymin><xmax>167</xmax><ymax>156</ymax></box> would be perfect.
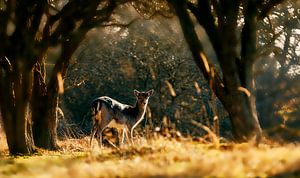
<box><xmin>0</xmin><ymin>135</ymin><xmax>300</xmax><ymax>178</ymax></box>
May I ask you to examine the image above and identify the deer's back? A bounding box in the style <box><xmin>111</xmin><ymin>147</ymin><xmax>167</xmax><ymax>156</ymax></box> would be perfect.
<box><xmin>94</xmin><ymin>96</ymin><xmax>137</xmax><ymax>123</ymax></box>
<box><xmin>96</xmin><ymin>96</ymin><xmax>129</xmax><ymax>110</ymax></box>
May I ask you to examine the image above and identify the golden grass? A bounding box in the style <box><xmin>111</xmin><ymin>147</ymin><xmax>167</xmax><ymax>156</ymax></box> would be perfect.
<box><xmin>0</xmin><ymin>128</ymin><xmax>8</xmax><ymax>156</ymax></box>
<box><xmin>0</xmin><ymin>135</ymin><xmax>300</xmax><ymax>178</ymax></box>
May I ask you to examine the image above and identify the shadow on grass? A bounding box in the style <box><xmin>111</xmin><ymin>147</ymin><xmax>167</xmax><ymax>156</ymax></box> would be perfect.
<box><xmin>93</xmin><ymin>146</ymin><xmax>165</xmax><ymax>162</ymax></box>
<box><xmin>271</xmin><ymin>160</ymin><xmax>300</xmax><ymax>178</ymax></box>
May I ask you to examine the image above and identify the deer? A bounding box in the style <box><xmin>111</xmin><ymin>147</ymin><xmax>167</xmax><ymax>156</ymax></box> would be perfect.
<box><xmin>90</xmin><ymin>89</ymin><xmax>154</xmax><ymax>148</ymax></box>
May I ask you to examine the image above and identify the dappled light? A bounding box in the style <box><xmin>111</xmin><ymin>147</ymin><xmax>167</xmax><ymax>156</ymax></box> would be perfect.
<box><xmin>1</xmin><ymin>136</ymin><xmax>300</xmax><ymax>177</ymax></box>
<box><xmin>0</xmin><ymin>0</ymin><xmax>299</xmax><ymax>177</ymax></box>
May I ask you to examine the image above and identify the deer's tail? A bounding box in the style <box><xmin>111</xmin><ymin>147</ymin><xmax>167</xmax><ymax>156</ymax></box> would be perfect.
<box><xmin>91</xmin><ymin>99</ymin><xmax>102</xmax><ymax>117</ymax></box>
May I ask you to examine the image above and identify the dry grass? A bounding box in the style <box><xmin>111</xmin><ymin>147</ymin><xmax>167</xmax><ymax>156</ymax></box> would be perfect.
<box><xmin>0</xmin><ymin>134</ymin><xmax>300</xmax><ymax>178</ymax></box>
<box><xmin>0</xmin><ymin>128</ymin><xmax>8</xmax><ymax>156</ymax></box>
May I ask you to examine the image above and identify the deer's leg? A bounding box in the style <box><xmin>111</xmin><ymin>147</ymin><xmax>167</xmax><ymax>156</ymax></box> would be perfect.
<box><xmin>98</xmin><ymin>129</ymin><xmax>103</xmax><ymax>148</ymax></box>
<box><xmin>124</xmin><ymin>128</ymin><xmax>130</xmax><ymax>144</ymax></box>
<box><xmin>90</xmin><ymin>110</ymin><xmax>101</xmax><ymax>148</ymax></box>
<box><xmin>116</xmin><ymin>129</ymin><xmax>120</xmax><ymax>146</ymax></box>
<box><xmin>98</xmin><ymin>110</ymin><xmax>112</xmax><ymax>148</ymax></box>
<box><xmin>130</xmin><ymin>127</ymin><xmax>135</xmax><ymax>145</ymax></box>
<box><xmin>124</xmin><ymin>126</ymin><xmax>133</xmax><ymax>145</ymax></box>
<box><xmin>116</xmin><ymin>128</ymin><xmax>124</xmax><ymax>146</ymax></box>
<box><xmin>121</xmin><ymin>128</ymin><xmax>126</xmax><ymax>145</ymax></box>
<box><xmin>90</xmin><ymin>122</ymin><xmax>98</xmax><ymax>147</ymax></box>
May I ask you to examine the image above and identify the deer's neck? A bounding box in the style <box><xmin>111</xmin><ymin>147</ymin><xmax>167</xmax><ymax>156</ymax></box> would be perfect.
<box><xmin>132</xmin><ymin>101</ymin><xmax>147</xmax><ymax>124</ymax></box>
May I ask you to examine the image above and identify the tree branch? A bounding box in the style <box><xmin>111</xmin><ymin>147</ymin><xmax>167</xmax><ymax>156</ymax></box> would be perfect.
<box><xmin>29</xmin><ymin>1</ymin><xmax>47</xmax><ymax>38</ymax></box>
<box><xmin>211</xmin><ymin>0</ymin><xmax>223</xmax><ymax>24</ymax></box>
<box><xmin>187</xmin><ymin>1</ymin><xmax>222</xmax><ymax>59</ymax></box>
<box><xmin>0</xmin><ymin>0</ymin><xmax>15</xmax><ymax>59</ymax></box>
<box><xmin>168</xmin><ymin>0</ymin><xmax>225</xmax><ymax>101</ymax></box>
<box><xmin>240</xmin><ymin>0</ymin><xmax>258</xmax><ymax>87</ymax></box>
<box><xmin>84</xmin><ymin>0</ymin><xmax>117</xmax><ymax>28</ymax></box>
<box><xmin>100</xmin><ymin>17</ymin><xmax>140</xmax><ymax>27</ymax></box>
<box><xmin>258</xmin><ymin>0</ymin><xmax>286</xmax><ymax>20</ymax></box>
<box><xmin>0</xmin><ymin>56</ymin><xmax>13</xmax><ymax>72</ymax></box>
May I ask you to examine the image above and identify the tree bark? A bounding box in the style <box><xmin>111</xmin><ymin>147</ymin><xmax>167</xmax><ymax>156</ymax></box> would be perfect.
<box><xmin>32</xmin><ymin>64</ymin><xmax>59</xmax><ymax>150</ymax></box>
<box><xmin>221</xmin><ymin>89</ymin><xmax>262</xmax><ymax>141</ymax></box>
<box><xmin>32</xmin><ymin>96</ymin><xmax>59</xmax><ymax>150</ymax></box>
<box><xmin>32</xmin><ymin>28</ymin><xmax>88</xmax><ymax>149</ymax></box>
<box><xmin>0</xmin><ymin>63</ymin><xmax>35</xmax><ymax>155</ymax></box>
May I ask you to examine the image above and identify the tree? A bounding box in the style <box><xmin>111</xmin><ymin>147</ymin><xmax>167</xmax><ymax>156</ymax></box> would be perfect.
<box><xmin>255</xmin><ymin>0</ymin><xmax>300</xmax><ymax>130</ymax></box>
<box><xmin>0</xmin><ymin>0</ymin><xmax>127</xmax><ymax>155</ymax></box>
<box><xmin>166</xmin><ymin>0</ymin><xmax>287</xmax><ymax>141</ymax></box>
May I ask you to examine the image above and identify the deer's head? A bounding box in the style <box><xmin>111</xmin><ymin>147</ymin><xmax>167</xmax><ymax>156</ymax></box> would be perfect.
<box><xmin>134</xmin><ymin>89</ymin><xmax>154</xmax><ymax>107</ymax></box>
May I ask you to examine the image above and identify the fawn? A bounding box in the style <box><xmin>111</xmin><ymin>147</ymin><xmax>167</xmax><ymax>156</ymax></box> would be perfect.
<box><xmin>90</xmin><ymin>89</ymin><xmax>154</xmax><ymax>147</ymax></box>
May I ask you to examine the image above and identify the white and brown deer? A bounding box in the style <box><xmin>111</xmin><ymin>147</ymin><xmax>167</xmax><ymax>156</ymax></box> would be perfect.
<box><xmin>90</xmin><ymin>89</ymin><xmax>154</xmax><ymax>147</ymax></box>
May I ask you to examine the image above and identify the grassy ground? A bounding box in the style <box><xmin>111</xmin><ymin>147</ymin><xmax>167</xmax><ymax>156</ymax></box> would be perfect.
<box><xmin>1</xmin><ymin>135</ymin><xmax>300</xmax><ymax>178</ymax></box>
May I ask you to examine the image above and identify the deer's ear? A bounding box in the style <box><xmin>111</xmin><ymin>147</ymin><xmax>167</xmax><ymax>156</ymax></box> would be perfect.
<box><xmin>147</xmin><ymin>89</ymin><xmax>154</xmax><ymax>96</ymax></box>
<box><xmin>134</xmin><ymin>89</ymin><xmax>140</xmax><ymax>96</ymax></box>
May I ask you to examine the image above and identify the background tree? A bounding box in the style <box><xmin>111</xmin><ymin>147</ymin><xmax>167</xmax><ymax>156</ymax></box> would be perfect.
<box><xmin>255</xmin><ymin>0</ymin><xmax>300</xmax><ymax>134</ymax></box>
<box><xmin>56</xmin><ymin>0</ymin><xmax>298</xmax><ymax>143</ymax></box>
<box><xmin>0</xmin><ymin>0</ymin><xmax>128</xmax><ymax>155</ymax></box>
<box><xmin>165</xmin><ymin>0</ymin><xmax>288</xmax><ymax>141</ymax></box>
<box><xmin>61</xmin><ymin>12</ymin><xmax>231</xmax><ymax>139</ymax></box>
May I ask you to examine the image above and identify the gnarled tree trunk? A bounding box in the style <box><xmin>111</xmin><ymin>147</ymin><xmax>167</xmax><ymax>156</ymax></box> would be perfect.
<box><xmin>31</xmin><ymin>64</ymin><xmax>59</xmax><ymax>150</ymax></box>
<box><xmin>0</xmin><ymin>61</ymin><xmax>35</xmax><ymax>155</ymax></box>
<box><xmin>169</xmin><ymin>0</ymin><xmax>262</xmax><ymax>141</ymax></box>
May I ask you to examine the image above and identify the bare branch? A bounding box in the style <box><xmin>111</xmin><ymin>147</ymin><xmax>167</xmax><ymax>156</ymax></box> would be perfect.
<box><xmin>211</xmin><ymin>0</ymin><xmax>224</xmax><ymax>24</ymax></box>
<box><xmin>191</xmin><ymin>119</ymin><xmax>219</xmax><ymax>146</ymax></box>
<box><xmin>0</xmin><ymin>0</ymin><xmax>15</xmax><ymax>55</ymax></box>
<box><xmin>168</xmin><ymin>0</ymin><xmax>226</xmax><ymax>102</ymax></box>
<box><xmin>131</xmin><ymin>0</ymin><xmax>174</xmax><ymax>19</ymax></box>
<box><xmin>258</xmin><ymin>0</ymin><xmax>286</xmax><ymax>20</ymax></box>
<box><xmin>0</xmin><ymin>56</ymin><xmax>13</xmax><ymax>72</ymax></box>
<box><xmin>187</xmin><ymin>1</ymin><xmax>222</xmax><ymax>59</ymax></box>
<box><xmin>100</xmin><ymin>17</ymin><xmax>140</xmax><ymax>27</ymax></box>
<box><xmin>87</xmin><ymin>1</ymin><xmax>117</xmax><ymax>27</ymax></box>
<box><xmin>47</xmin><ymin>2</ymin><xmax>60</xmax><ymax>14</ymax></box>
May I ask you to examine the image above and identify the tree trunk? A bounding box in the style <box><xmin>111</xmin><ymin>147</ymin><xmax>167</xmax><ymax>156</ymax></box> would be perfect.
<box><xmin>170</xmin><ymin>0</ymin><xmax>262</xmax><ymax>141</ymax></box>
<box><xmin>0</xmin><ymin>0</ymin><xmax>119</xmax><ymax>154</ymax></box>
<box><xmin>222</xmin><ymin>90</ymin><xmax>262</xmax><ymax>141</ymax></box>
<box><xmin>32</xmin><ymin>30</ymin><xmax>87</xmax><ymax>149</ymax></box>
<box><xmin>0</xmin><ymin>65</ymin><xmax>35</xmax><ymax>155</ymax></box>
<box><xmin>32</xmin><ymin>65</ymin><xmax>58</xmax><ymax>150</ymax></box>
<box><xmin>32</xmin><ymin>95</ymin><xmax>58</xmax><ymax>150</ymax></box>
<box><xmin>218</xmin><ymin>35</ymin><xmax>262</xmax><ymax>141</ymax></box>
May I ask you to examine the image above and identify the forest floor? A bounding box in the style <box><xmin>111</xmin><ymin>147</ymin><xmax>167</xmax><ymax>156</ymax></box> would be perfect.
<box><xmin>1</xmin><ymin>135</ymin><xmax>300</xmax><ymax>178</ymax></box>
